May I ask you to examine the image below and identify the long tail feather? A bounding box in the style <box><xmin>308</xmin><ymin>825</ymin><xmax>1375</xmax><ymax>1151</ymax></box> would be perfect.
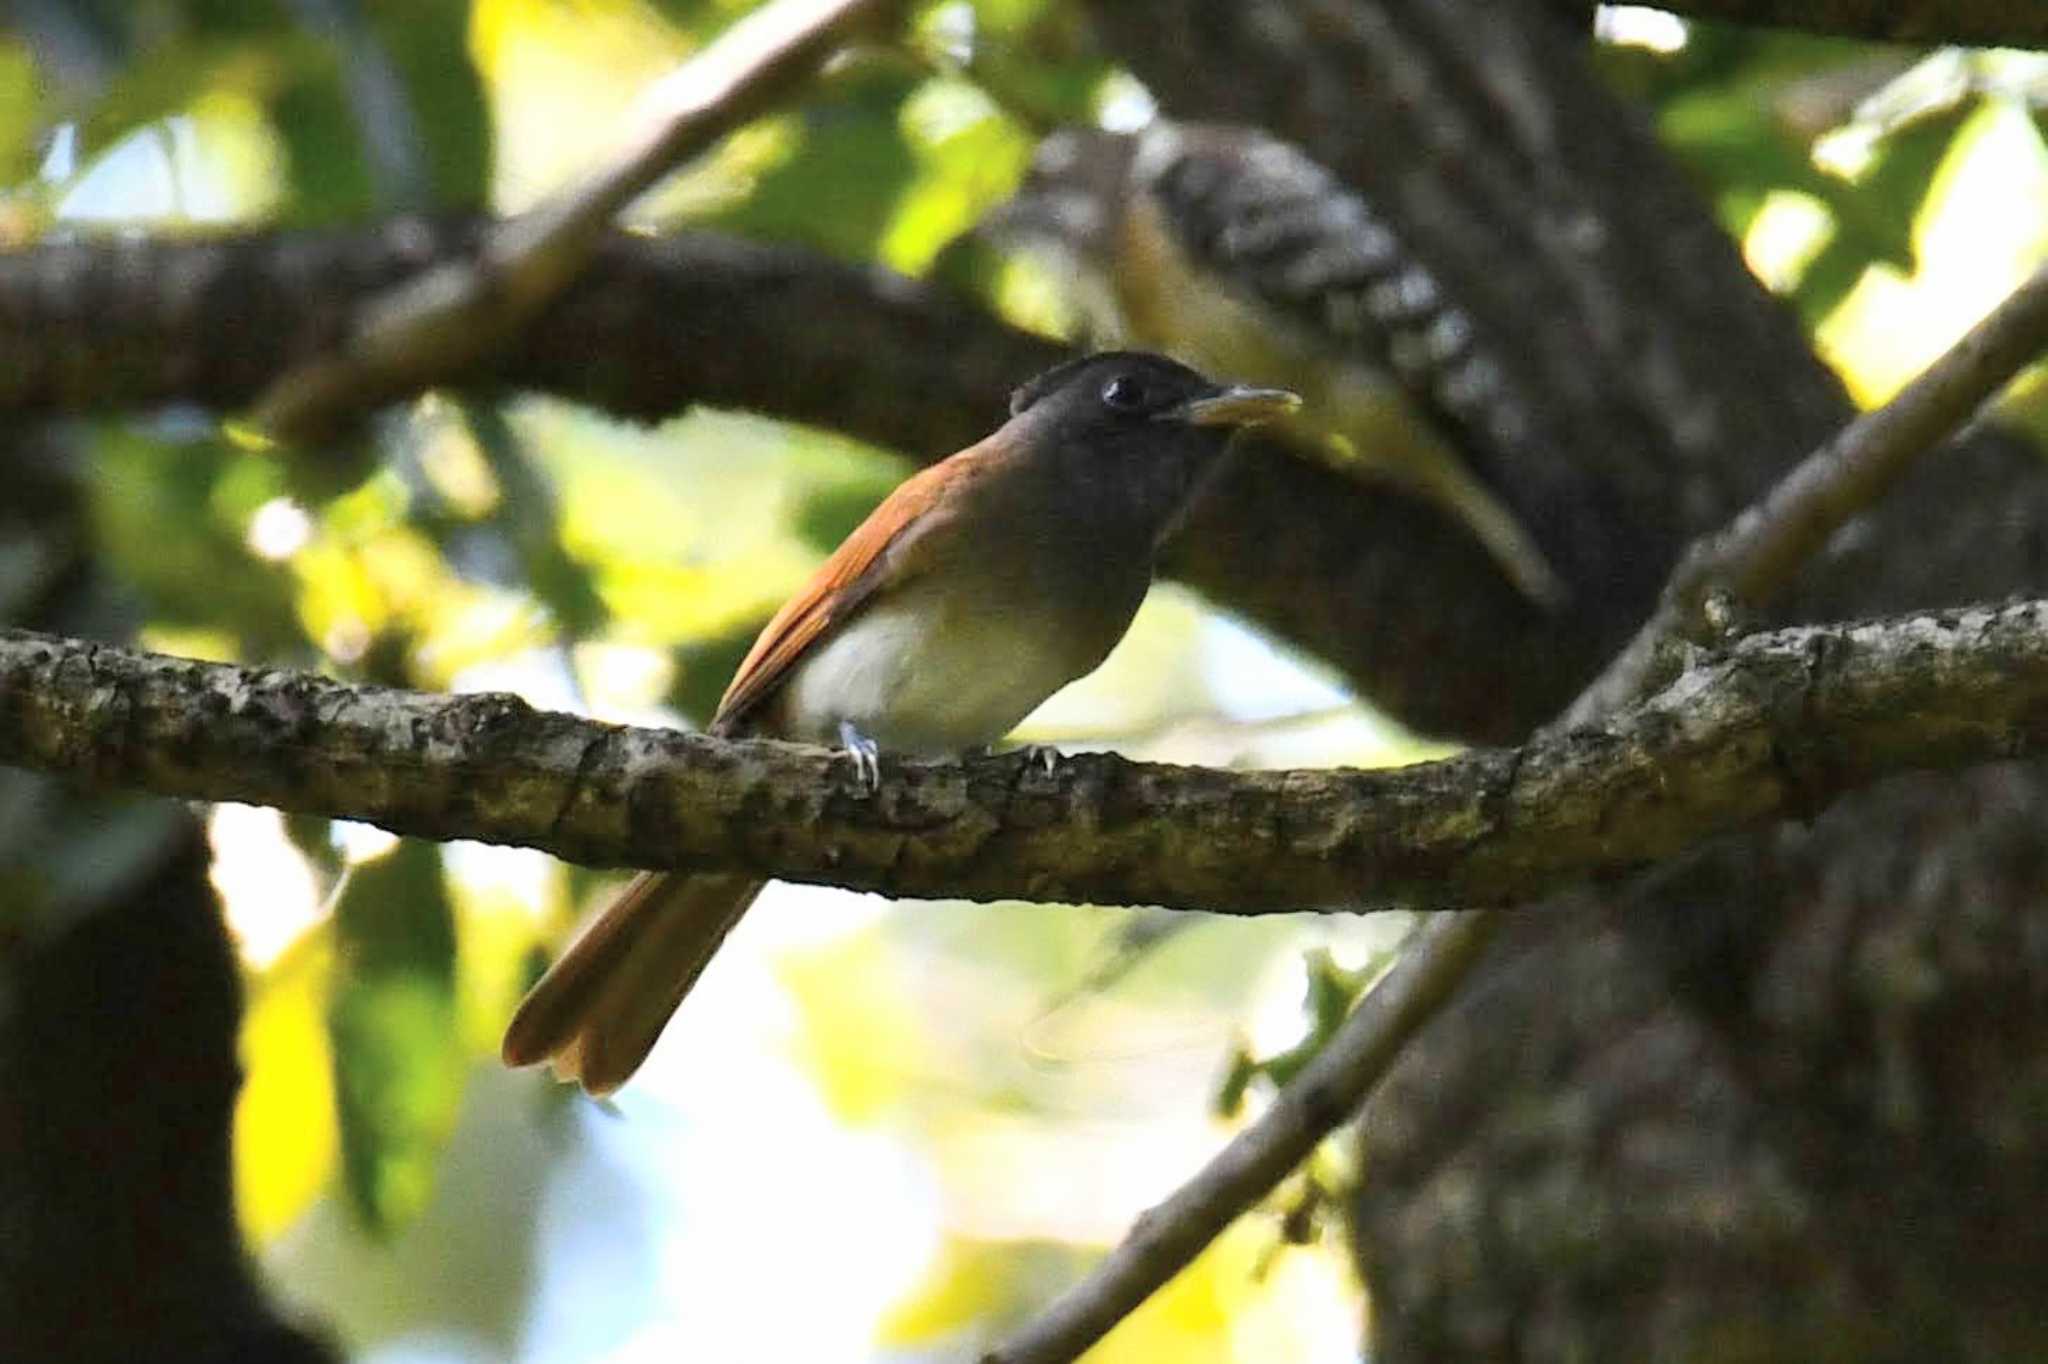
<box><xmin>501</xmin><ymin>870</ymin><xmax>764</xmax><ymax>1096</ymax></box>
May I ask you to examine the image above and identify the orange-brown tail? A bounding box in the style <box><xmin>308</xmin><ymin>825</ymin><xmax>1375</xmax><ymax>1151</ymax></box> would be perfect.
<box><xmin>501</xmin><ymin>870</ymin><xmax>764</xmax><ymax>1096</ymax></box>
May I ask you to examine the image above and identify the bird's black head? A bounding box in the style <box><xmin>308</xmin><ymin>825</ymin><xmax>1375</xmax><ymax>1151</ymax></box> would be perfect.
<box><xmin>1002</xmin><ymin>351</ymin><xmax>1298</xmax><ymax>537</ymax></box>
<box><xmin>1009</xmin><ymin>350</ymin><xmax>1297</xmax><ymax>434</ymax></box>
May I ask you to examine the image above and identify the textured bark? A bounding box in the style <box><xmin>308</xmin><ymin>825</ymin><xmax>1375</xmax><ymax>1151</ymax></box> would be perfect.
<box><xmin>1356</xmin><ymin>766</ymin><xmax>2048</xmax><ymax>1362</ymax></box>
<box><xmin>8</xmin><ymin>603</ymin><xmax>2048</xmax><ymax>916</ymax></box>
<box><xmin>1652</xmin><ymin>0</ymin><xmax>2048</xmax><ymax>47</ymax></box>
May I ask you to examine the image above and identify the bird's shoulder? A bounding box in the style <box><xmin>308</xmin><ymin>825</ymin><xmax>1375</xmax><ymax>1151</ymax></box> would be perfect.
<box><xmin>710</xmin><ymin>440</ymin><xmax>1005</xmax><ymax>732</ymax></box>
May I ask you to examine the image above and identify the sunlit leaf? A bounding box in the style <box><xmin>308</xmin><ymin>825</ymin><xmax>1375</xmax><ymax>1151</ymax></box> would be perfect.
<box><xmin>236</xmin><ymin>928</ymin><xmax>340</xmax><ymax>1244</ymax></box>
<box><xmin>454</xmin><ymin>400</ymin><xmax>608</xmax><ymax>638</ymax></box>
<box><xmin>472</xmin><ymin>0</ymin><xmax>692</xmax><ymax>210</ymax></box>
<box><xmin>327</xmin><ymin>840</ymin><xmax>465</xmax><ymax>1237</ymax></box>
<box><xmin>0</xmin><ymin>40</ymin><xmax>43</xmax><ymax>188</ymax></box>
<box><xmin>1793</xmin><ymin>101</ymin><xmax>1973</xmax><ymax>325</ymax></box>
<box><xmin>1817</xmin><ymin>101</ymin><xmax>2048</xmax><ymax>408</ymax></box>
<box><xmin>704</xmin><ymin>62</ymin><xmax>921</xmax><ymax>261</ymax></box>
<box><xmin>882</xmin><ymin>75</ymin><xmax>1033</xmax><ymax>274</ymax></box>
<box><xmin>780</xmin><ymin>922</ymin><xmax>935</xmax><ymax>1122</ymax></box>
<box><xmin>1086</xmin><ymin>1226</ymin><xmax>1265</xmax><ymax>1364</ymax></box>
<box><xmin>878</xmin><ymin>1235</ymin><xmax>1090</xmax><ymax>1348</ymax></box>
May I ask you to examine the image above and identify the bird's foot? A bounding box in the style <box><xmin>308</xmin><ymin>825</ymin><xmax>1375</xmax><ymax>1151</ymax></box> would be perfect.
<box><xmin>1022</xmin><ymin>742</ymin><xmax>1062</xmax><ymax>777</ymax></box>
<box><xmin>839</xmin><ymin>720</ymin><xmax>882</xmax><ymax>795</ymax></box>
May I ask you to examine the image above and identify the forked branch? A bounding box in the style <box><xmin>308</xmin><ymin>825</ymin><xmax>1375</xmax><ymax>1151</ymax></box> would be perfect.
<box><xmin>253</xmin><ymin>0</ymin><xmax>907</xmax><ymax>443</ymax></box>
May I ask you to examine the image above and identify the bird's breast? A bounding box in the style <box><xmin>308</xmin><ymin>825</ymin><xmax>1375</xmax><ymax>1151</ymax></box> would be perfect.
<box><xmin>776</xmin><ymin>569</ymin><xmax>1143</xmax><ymax>759</ymax></box>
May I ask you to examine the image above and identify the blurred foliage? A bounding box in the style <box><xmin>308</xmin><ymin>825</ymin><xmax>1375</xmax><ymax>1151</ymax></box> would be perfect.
<box><xmin>91</xmin><ymin>422</ymin><xmax>303</xmax><ymax>659</ymax></box>
<box><xmin>237</xmin><ymin>925</ymin><xmax>342</xmax><ymax>1243</ymax></box>
<box><xmin>1</xmin><ymin>1</ymin><xmax>2043</xmax><ymax>1359</ymax></box>
<box><xmin>329</xmin><ymin>840</ymin><xmax>464</xmax><ymax>1236</ymax></box>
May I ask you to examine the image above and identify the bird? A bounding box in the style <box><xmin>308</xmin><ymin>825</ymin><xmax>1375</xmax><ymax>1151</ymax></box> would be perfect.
<box><xmin>501</xmin><ymin>351</ymin><xmax>1298</xmax><ymax>1095</ymax></box>
<box><xmin>984</xmin><ymin>121</ymin><xmax>1565</xmax><ymax>607</ymax></box>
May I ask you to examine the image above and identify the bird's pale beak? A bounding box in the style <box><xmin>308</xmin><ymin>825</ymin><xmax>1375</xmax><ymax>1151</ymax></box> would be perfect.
<box><xmin>1167</xmin><ymin>385</ymin><xmax>1302</xmax><ymax>428</ymax></box>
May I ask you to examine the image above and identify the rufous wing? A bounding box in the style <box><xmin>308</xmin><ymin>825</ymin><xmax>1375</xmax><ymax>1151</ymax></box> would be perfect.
<box><xmin>711</xmin><ymin>441</ymin><xmax>999</xmax><ymax>732</ymax></box>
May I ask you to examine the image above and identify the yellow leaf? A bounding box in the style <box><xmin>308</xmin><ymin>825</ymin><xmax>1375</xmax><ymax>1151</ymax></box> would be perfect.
<box><xmin>1084</xmin><ymin>1230</ymin><xmax>1251</xmax><ymax>1364</ymax></box>
<box><xmin>234</xmin><ymin>930</ymin><xmax>338</xmax><ymax>1244</ymax></box>
<box><xmin>779</xmin><ymin>922</ymin><xmax>932</xmax><ymax>1123</ymax></box>
<box><xmin>877</xmin><ymin>1235</ymin><xmax>1017</xmax><ymax>1346</ymax></box>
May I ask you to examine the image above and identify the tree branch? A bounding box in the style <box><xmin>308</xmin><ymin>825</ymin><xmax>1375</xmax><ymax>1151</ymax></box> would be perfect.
<box><xmin>0</xmin><ymin>219</ymin><xmax>1596</xmax><ymax>740</ymax></box>
<box><xmin>1561</xmin><ymin>261</ymin><xmax>2048</xmax><ymax>728</ymax></box>
<box><xmin>8</xmin><ymin>601</ymin><xmax>2048</xmax><ymax>915</ymax></box>
<box><xmin>253</xmin><ymin>0</ymin><xmax>909</xmax><ymax>443</ymax></box>
<box><xmin>1646</xmin><ymin>0</ymin><xmax>2048</xmax><ymax>49</ymax></box>
<box><xmin>0</xmin><ymin>220</ymin><xmax>1059</xmax><ymax>462</ymax></box>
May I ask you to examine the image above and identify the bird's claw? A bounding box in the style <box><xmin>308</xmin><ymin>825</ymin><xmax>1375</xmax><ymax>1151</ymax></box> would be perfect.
<box><xmin>839</xmin><ymin>720</ymin><xmax>882</xmax><ymax>795</ymax></box>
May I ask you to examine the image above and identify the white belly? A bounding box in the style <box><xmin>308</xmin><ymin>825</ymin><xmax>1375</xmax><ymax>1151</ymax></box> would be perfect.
<box><xmin>779</xmin><ymin>597</ymin><xmax>1105</xmax><ymax>758</ymax></box>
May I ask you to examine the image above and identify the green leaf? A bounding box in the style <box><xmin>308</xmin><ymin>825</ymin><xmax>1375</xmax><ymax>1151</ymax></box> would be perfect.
<box><xmin>460</xmin><ymin>401</ymin><xmax>608</xmax><ymax>638</ymax></box>
<box><xmin>87</xmin><ymin>423</ymin><xmax>303</xmax><ymax>658</ymax></box>
<box><xmin>791</xmin><ymin>467</ymin><xmax>902</xmax><ymax>555</ymax></box>
<box><xmin>1792</xmin><ymin>101</ymin><xmax>1973</xmax><ymax>324</ymax></box>
<box><xmin>363</xmin><ymin>0</ymin><xmax>490</xmax><ymax>207</ymax></box>
<box><xmin>706</xmin><ymin>62</ymin><xmax>921</xmax><ymax>261</ymax></box>
<box><xmin>327</xmin><ymin>840</ymin><xmax>464</xmax><ymax>1237</ymax></box>
<box><xmin>274</xmin><ymin>0</ymin><xmax>489</xmax><ymax>218</ymax></box>
<box><xmin>270</xmin><ymin>47</ymin><xmax>379</xmax><ymax>221</ymax></box>
<box><xmin>667</xmin><ymin>614</ymin><xmax>765</xmax><ymax>725</ymax></box>
<box><xmin>0</xmin><ymin>41</ymin><xmax>45</xmax><ymax>188</ymax></box>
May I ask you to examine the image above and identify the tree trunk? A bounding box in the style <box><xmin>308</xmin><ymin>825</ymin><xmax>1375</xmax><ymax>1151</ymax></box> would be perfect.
<box><xmin>1087</xmin><ymin>3</ymin><xmax>2048</xmax><ymax>1357</ymax></box>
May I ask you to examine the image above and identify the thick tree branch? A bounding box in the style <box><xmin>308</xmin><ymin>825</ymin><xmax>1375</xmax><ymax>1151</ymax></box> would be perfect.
<box><xmin>1647</xmin><ymin>0</ymin><xmax>2048</xmax><ymax>49</ymax></box>
<box><xmin>8</xmin><ymin>602</ymin><xmax>2048</xmax><ymax>914</ymax></box>
<box><xmin>0</xmin><ymin>221</ymin><xmax>1060</xmax><ymax>460</ymax></box>
<box><xmin>253</xmin><ymin>0</ymin><xmax>909</xmax><ymax>443</ymax></box>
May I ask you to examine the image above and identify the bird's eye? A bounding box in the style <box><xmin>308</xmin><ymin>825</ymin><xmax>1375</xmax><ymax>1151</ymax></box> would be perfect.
<box><xmin>1101</xmin><ymin>375</ymin><xmax>1147</xmax><ymax>411</ymax></box>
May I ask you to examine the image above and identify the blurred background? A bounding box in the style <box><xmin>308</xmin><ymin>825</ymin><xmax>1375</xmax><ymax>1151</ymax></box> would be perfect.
<box><xmin>0</xmin><ymin>2</ymin><xmax>2045</xmax><ymax>1360</ymax></box>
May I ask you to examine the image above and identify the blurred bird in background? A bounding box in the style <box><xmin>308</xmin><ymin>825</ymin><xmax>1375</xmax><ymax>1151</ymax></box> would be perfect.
<box><xmin>985</xmin><ymin>121</ymin><xmax>1566</xmax><ymax>607</ymax></box>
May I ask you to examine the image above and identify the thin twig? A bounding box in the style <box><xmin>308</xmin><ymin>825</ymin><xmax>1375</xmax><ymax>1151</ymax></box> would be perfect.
<box><xmin>252</xmin><ymin>0</ymin><xmax>906</xmax><ymax>444</ymax></box>
<box><xmin>982</xmin><ymin>912</ymin><xmax>1500</xmax><ymax>1364</ymax></box>
<box><xmin>983</xmin><ymin>261</ymin><xmax>2048</xmax><ymax>1362</ymax></box>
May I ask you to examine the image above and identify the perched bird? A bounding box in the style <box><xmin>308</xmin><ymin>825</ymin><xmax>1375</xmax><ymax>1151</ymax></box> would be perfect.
<box><xmin>986</xmin><ymin>121</ymin><xmax>1564</xmax><ymax>606</ymax></box>
<box><xmin>501</xmin><ymin>352</ymin><xmax>1297</xmax><ymax>1095</ymax></box>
